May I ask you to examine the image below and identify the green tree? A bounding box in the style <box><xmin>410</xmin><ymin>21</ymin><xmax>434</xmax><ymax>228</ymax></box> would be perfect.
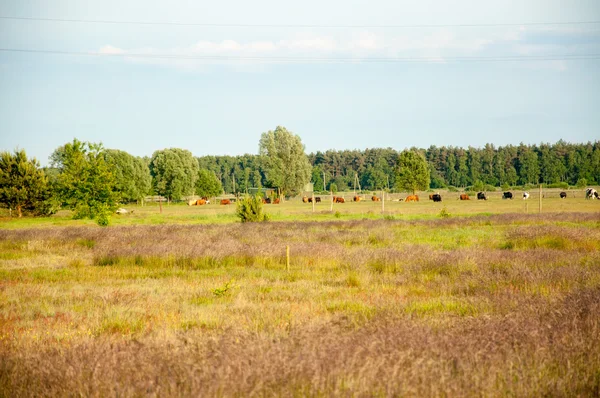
<box><xmin>258</xmin><ymin>126</ymin><xmax>312</xmax><ymax>197</ymax></box>
<box><xmin>196</xmin><ymin>169</ymin><xmax>223</xmax><ymax>198</ymax></box>
<box><xmin>149</xmin><ymin>148</ymin><xmax>198</xmax><ymax>202</ymax></box>
<box><xmin>519</xmin><ymin>150</ymin><xmax>540</xmax><ymax>185</ymax></box>
<box><xmin>395</xmin><ymin>150</ymin><xmax>430</xmax><ymax>194</ymax></box>
<box><xmin>51</xmin><ymin>139</ymin><xmax>118</xmax><ymax>221</ymax></box>
<box><xmin>103</xmin><ymin>149</ymin><xmax>151</xmax><ymax>204</ymax></box>
<box><xmin>0</xmin><ymin>150</ymin><xmax>54</xmax><ymax>217</ymax></box>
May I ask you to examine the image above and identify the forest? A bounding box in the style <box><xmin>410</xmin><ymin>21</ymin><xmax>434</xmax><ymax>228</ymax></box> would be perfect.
<box><xmin>197</xmin><ymin>140</ymin><xmax>600</xmax><ymax>193</ymax></box>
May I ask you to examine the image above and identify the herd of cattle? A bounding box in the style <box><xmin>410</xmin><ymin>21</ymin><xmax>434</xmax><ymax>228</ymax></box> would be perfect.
<box><xmin>184</xmin><ymin>188</ymin><xmax>600</xmax><ymax>208</ymax></box>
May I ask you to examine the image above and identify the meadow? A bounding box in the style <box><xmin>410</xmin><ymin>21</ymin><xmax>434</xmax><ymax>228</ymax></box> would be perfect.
<box><xmin>0</xmin><ymin>190</ymin><xmax>599</xmax><ymax>396</ymax></box>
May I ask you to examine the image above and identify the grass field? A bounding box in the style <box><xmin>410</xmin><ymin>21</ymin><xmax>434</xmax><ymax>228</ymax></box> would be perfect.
<box><xmin>1</xmin><ymin>191</ymin><xmax>599</xmax><ymax>396</ymax></box>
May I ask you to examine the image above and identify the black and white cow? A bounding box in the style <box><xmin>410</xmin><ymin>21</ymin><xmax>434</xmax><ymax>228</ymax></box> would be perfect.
<box><xmin>586</xmin><ymin>188</ymin><xmax>599</xmax><ymax>200</ymax></box>
<box><xmin>560</xmin><ymin>191</ymin><xmax>567</xmax><ymax>199</ymax></box>
<box><xmin>477</xmin><ymin>192</ymin><xmax>487</xmax><ymax>200</ymax></box>
<box><xmin>522</xmin><ymin>192</ymin><xmax>530</xmax><ymax>200</ymax></box>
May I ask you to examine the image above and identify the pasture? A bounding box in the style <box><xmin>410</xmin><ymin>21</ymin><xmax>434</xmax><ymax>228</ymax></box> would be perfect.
<box><xmin>0</xmin><ymin>190</ymin><xmax>599</xmax><ymax>396</ymax></box>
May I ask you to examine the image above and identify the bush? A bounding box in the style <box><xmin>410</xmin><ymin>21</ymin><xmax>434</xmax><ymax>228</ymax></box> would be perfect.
<box><xmin>236</xmin><ymin>195</ymin><xmax>268</xmax><ymax>223</ymax></box>
<box><xmin>501</xmin><ymin>182</ymin><xmax>510</xmax><ymax>191</ymax></box>
<box><xmin>447</xmin><ymin>186</ymin><xmax>459</xmax><ymax>192</ymax></box>
<box><xmin>95</xmin><ymin>207</ymin><xmax>111</xmax><ymax>227</ymax></box>
<box><xmin>576</xmin><ymin>178</ymin><xmax>587</xmax><ymax>188</ymax></box>
<box><xmin>484</xmin><ymin>184</ymin><xmax>497</xmax><ymax>192</ymax></box>
<box><xmin>472</xmin><ymin>180</ymin><xmax>484</xmax><ymax>192</ymax></box>
<box><xmin>438</xmin><ymin>207</ymin><xmax>451</xmax><ymax>218</ymax></box>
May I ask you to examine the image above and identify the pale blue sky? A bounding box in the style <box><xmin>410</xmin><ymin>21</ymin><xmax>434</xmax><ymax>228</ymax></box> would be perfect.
<box><xmin>1</xmin><ymin>0</ymin><xmax>599</xmax><ymax>165</ymax></box>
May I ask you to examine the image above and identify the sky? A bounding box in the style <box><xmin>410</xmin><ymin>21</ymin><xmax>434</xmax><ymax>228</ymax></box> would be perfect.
<box><xmin>0</xmin><ymin>0</ymin><xmax>599</xmax><ymax>166</ymax></box>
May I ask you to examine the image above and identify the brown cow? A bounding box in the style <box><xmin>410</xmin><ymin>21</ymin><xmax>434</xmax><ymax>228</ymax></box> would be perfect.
<box><xmin>302</xmin><ymin>196</ymin><xmax>308</xmax><ymax>203</ymax></box>
<box><xmin>353</xmin><ymin>196</ymin><xmax>361</xmax><ymax>202</ymax></box>
<box><xmin>459</xmin><ymin>194</ymin><xmax>470</xmax><ymax>200</ymax></box>
<box><xmin>335</xmin><ymin>197</ymin><xmax>345</xmax><ymax>203</ymax></box>
<box><xmin>220</xmin><ymin>199</ymin><xmax>231</xmax><ymax>205</ymax></box>
<box><xmin>372</xmin><ymin>196</ymin><xmax>381</xmax><ymax>202</ymax></box>
<box><xmin>273</xmin><ymin>198</ymin><xmax>280</xmax><ymax>204</ymax></box>
<box><xmin>195</xmin><ymin>199</ymin><xmax>206</xmax><ymax>206</ymax></box>
<box><xmin>405</xmin><ymin>195</ymin><xmax>419</xmax><ymax>202</ymax></box>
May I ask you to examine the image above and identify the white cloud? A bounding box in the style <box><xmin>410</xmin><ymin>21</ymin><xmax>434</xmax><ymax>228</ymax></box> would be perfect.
<box><xmin>90</xmin><ymin>26</ymin><xmax>587</xmax><ymax>71</ymax></box>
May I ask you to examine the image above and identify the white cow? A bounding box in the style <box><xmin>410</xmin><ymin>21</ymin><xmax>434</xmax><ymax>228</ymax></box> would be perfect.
<box><xmin>586</xmin><ymin>188</ymin><xmax>598</xmax><ymax>200</ymax></box>
<box><xmin>523</xmin><ymin>192</ymin><xmax>530</xmax><ymax>200</ymax></box>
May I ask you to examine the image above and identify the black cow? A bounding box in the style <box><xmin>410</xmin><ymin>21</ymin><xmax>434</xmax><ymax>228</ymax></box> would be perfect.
<box><xmin>503</xmin><ymin>192</ymin><xmax>513</xmax><ymax>200</ymax></box>
<box><xmin>477</xmin><ymin>192</ymin><xmax>487</xmax><ymax>200</ymax></box>
<box><xmin>432</xmin><ymin>194</ymin><xmax>442</xmax><ymax>202</ymax></box>
<box><xmin>560</xmin><ymin>191</ymin><xmax>567</xmax><ymax>199</ymax></box>
<box><xmin>315</xmin><ymin>197</ymin><xmax>322</xmax><ymax>203</ymax></box>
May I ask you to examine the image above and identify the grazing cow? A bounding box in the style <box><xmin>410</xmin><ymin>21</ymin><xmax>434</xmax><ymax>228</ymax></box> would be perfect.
<box><xmin>273</xmin><ymin>198</ymin><xmax>280</xmax><ymax>204</ymax></box>
<box><xmin>302</xmin><ymin>196</ymin><xmax>308</xmax><ymax>203</ymax></box>
<box><xmin>372</xmin><ymin>196</ymin><xmax>381</xmax><ymax>202</ymax></box>
<box><xmin>333</xmin><ymin>197</ymin><xmax>345</xmax><ymax>203</ymax></box>
<box><xmin>503</xmin><ymin>192</ymin><xmax>513</xmax><ymax>200</ymax></box>
<box><xmin>459</xmin><ymin>194</ymin><xmax>470</xmax><ymax>200</ymax></box>
<box><xmin>432</xmin><ymin>194</ymin><xmax>442</xmax><ymax>202</ymax></box>
<box><xmin>522</xmin><ymin>192</ymin><xmax>530</xmax><ymax>200</ymax></box>
<box><xmin>586</xmin><ymin>188</ymin><xmax>599</xmax><ymax>199</ymax></box>
<box><xmin>353</xmin><ymin>196</ymin><xmax>361</xmax><ymax>202</ymax></box>
<box><xmin>405</xmin><ymin>195</ymin><xmax>419</xmax><ymax>202</ymax></box>
<box><xmin>560</xmin><ymin>191</ymin><xmax>567</xmax><ymax>199</ymax></box>
<box><xmin>315</xmin><ymin>197</ymin><xmax>321</xmax><ymax>203</ymax></box>
<box><xmin>220</xmin><ymin>199</ymin><xmax>231</xmax><ymax>205</ymax></box>
<box><xmin>477</xmin><ymin>192</ymin><xmax>487</xmax><ymax>200</ymax></box>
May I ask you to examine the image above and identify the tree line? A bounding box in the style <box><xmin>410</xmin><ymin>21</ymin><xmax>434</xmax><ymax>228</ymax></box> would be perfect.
<box><xmin>1</xmin><ymin>127</ymin><xmax>598</xmax><ymax>223</ymax></box>
<box><xmin>200</xmin><ymin>140</ymin><xmax>600</xmax><ymax>193</ymax></box>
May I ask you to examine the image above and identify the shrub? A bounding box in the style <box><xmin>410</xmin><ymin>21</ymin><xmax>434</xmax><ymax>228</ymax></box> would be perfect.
<box><xmin>576</xmin><ymin>178</ymin><xmax>587</xmax><ymax>188</ymax></box>
<box><xmin>438</xmin><ymin>207</ymin><xmax>451</xmax><ymax>218</ymax></box>
<box><xmin>501</xmin><ymin>182</ymin><xmax>510</xmax><ymax>191</ymax></box>
<box><xmin>472</xmin><ymin>180</ymin><xmax>484</xmax><ymax>192</ymax></box>
<box><xmin>447</xmin><ymin>186</ymin><xmax>459</xmax><ymax>192</ymax></box>
<box><xmin>236</xmin><ymin>195</ymin><xmax>267</xmax><ymax>223</ymax></box>
<box><xmin>96</xmin><ymin>207</ymin><xmax>111</xmax><ymax>227</ymax></box>
<box><xmin>483</xmin><ymin>184</ymin><xmax>497</xmax><ymax>192</ymax></box>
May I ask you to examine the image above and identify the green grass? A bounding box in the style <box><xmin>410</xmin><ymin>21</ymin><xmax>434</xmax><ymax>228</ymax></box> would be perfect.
<box><xmin>0</xmin><ymin>200</ymin><xmax>599</xmax><ymax>396</ymax></box>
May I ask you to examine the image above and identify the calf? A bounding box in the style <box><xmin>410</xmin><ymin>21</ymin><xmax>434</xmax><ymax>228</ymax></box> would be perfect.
<box><xmin>334</xmin><ymin>197</ymin><xmax>345</xmax><ymax>203</ymax></box>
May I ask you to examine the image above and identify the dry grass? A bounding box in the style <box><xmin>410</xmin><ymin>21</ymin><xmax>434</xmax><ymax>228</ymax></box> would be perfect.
<box><xmin>1</xmin><ymin>213</ymin><xmax>600</xmax><ymax>396</ymax></box>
